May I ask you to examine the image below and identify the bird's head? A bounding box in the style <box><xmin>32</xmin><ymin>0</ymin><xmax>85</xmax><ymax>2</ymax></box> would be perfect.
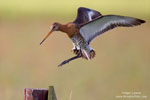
<box><xmin>40</xmin><ymin>22</ymin><xmax>61</xmax><ymax>45</ymax></box>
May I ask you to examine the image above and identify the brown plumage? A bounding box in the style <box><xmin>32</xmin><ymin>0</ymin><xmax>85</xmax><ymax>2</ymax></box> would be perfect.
<box><xmin>58</xmin><ymin>23</ymin><xmax>79</xmax><ymax>38</ymax></box>
<box><xmin>40</xmin><ymin>7</ymin><xmax>145</xmax><ymax>67</ymax></box>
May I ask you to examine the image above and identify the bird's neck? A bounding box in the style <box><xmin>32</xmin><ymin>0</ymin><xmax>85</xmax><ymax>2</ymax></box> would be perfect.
<box><xmin>58</xmin><ymin>23</ymin><xmax>79</xmax><ymax>38</ymax></box>
<box><xmin>58</xmin><ymin>24</ymin><xmax>68</xmax><ymax>33</ymax></box>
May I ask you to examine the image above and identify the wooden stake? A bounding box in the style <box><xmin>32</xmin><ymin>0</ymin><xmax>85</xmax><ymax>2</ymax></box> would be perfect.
<box><xmin>48</xmin><ymin>86</ymin><xmax>57</xmax><ymax>100</ymax></box>
<box><xmin>24</xmin><ymin>88</ymin><xmax>48</xmax><ymax>100</ymax></box>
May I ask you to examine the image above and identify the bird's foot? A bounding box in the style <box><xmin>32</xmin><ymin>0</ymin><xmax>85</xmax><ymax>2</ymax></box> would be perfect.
<box><xmin>72</xmin><ymin>49</ymin><xmax>82</xmax><ymax>56</ymax></box>
<box><xmin>72</xmin><ymin>49</ymin><xmax>90</xmax><ymax>60</ymax></box>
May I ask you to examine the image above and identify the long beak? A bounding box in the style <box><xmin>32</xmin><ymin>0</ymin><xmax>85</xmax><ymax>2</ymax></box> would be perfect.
<box><xmin>40</xmin><ymin>30</ymin><xmax>53</xmax><ymax>45</ymax></box>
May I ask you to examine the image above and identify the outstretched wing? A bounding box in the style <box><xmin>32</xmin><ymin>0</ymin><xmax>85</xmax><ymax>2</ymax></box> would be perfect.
<box><xmin>80</xmin><ymin>15</ymin><xmax>145</xmax><ymax>43</ymax></box>
<box><xmin>73</xmin><ymin>7</ymin><xmax>102</xmax><ymax>25</ymax></box>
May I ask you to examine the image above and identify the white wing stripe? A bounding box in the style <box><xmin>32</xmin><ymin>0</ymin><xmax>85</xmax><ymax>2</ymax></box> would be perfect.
<box><xmin>87</xmin><ymin>11</ymin><xmax>94</xmax><ymax>21</ymax></box>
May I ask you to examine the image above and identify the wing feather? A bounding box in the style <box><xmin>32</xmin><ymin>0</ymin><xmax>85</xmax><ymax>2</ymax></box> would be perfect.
<box><xmin>73</xmin><ymin>7</ymin><xmax>102</xmax><ymax>25</ymax></box>
<box><xmin>80</xmin><ymin>15</ymin><xmax>145</xmax><ymax>43</ymax></box>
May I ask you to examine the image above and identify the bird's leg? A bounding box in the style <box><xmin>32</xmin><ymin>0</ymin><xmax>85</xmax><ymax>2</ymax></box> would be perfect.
<box><xmin>73</xmin><ymin>49</ymin><xmax>88</xmax><ymax>59</ymax></box>
<box><xmin>73</xmin><ymin>48</ymin><xmax>78</xmax><ymax>55</ymax></box>
<box><xmin>72</xmin><ymin>42</ymin><xmax>83</xmax><ymax>56</ymax></box>
<box><xmin>73</xmin><ymin>48</ymin><xmax>84</xmax><ymax>57</ymax></box>
<box><xmin>72</xmin><ymin>47</ymin><xmax>81</xmax><ymax>55</ymax></box>
<box><xmin>58</xmin><ymin>55</ymin><xmax>82</xmax><ymax>67</ymax></box>
<box><xmin>76</xmin><ymin>49</ymin><xmax>82</xmax><ymax>56</ymax></box>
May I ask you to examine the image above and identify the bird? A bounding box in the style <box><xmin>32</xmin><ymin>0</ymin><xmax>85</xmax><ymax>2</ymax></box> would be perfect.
<box><xmin>40</xmin><ymin>7</ymin><xmax>145</xmax><ymax>66</ymax></box>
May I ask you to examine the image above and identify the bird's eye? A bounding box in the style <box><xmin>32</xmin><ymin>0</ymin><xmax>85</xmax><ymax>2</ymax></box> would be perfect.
<box><xmin>52</xmin><ymin>25</ymin><xmax>56</xmax><ymax>29</ymax></box>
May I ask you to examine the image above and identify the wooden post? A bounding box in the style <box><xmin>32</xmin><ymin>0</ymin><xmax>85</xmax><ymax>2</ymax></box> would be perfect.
<box><xmin>24</xmin><ymin>88</ymin><xmax>48</xmax><ymax>100</ymax></box>
<box><xmin>48</xmin><ymin>86</ymin><xmax>57</xmax><ymax>100</ymax></box>
<box><xmin>24</xmin><ymin>86</ymin><xmax>57</xmax><ymax>100</ymax></box>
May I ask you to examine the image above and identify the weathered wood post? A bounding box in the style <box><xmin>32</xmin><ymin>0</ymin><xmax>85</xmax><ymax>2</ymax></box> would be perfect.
<box><xmin>24</xmin><ymin>86</ymin><xmax>57</xmax><ymax>100</ymax></box>
<box><xmin>48</xmin><ymin>86</ymin><xmax>57</xmax><ymax>100</ymax></box>
<box><xmin>24</xmin><ymin>88</ymin><xmax>48</xmax><ymax>100</ymax></box>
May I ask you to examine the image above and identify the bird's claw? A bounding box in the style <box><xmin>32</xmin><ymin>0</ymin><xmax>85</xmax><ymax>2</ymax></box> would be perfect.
<box><xmin>72</xmin><ymin>49</ymin><xmax>88</xmax><ymax>59</ymax></box>
<box><xmin>72</xmin><ymin>49</ymin><xmax>81</xmax><ymax>56</ymax></box>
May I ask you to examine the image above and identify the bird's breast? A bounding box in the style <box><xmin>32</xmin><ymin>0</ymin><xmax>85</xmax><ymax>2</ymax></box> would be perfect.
<box><xmin>64</xmin><ymin>23</ymin><xmax>80</xmax><ymax>38</ymax></box>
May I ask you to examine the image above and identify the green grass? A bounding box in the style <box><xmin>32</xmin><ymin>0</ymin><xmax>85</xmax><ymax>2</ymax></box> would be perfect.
<box><xmin>0</xmin><ymin>0</ymin><xmax>150</xmax><ymax>20</ymax></box>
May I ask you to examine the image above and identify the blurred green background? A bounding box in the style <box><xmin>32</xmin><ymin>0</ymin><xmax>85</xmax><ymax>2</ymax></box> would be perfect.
<box><xmin>0</xmin><ymin>0</ymin><xmax>150</xmax><ymax>100</ymax></box>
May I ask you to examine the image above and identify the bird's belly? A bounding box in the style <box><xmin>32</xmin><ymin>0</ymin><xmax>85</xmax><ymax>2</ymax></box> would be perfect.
<box><xmin>71</xmin><ymin>34</ymin><xmax>92</xmax><ymax>59</ymax></box>
<box><xmin>71</xmin><ymin>34</ymin><xmax>84</xmax><ymax>49</ymax></box>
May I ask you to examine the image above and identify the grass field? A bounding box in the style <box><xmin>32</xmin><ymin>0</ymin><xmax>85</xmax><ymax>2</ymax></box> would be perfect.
<box><xmin>0</xmin><ymin>0</ymin><xmax>150</xmax><ymax>20</ymax></box>
<box><xmin>0</xmin><ymin>0</ymin><xmax>150</xmax><ymax>100</ymax></box>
